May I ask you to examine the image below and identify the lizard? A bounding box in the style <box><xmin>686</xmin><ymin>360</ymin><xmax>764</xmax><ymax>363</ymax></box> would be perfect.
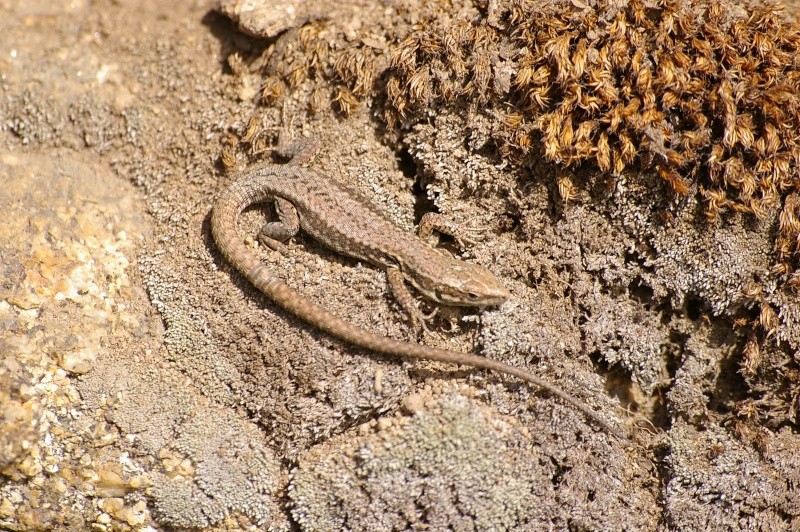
<box><xmin>210</xmin><ymin>137</ymin><xmax>620</xmax><ymax>437</ymax></box>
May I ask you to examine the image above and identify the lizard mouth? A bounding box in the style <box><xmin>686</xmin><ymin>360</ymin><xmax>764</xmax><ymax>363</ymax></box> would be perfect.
<box><xmin>433</xmin><ymin>287</ymin><xmax>510</xmax><ymax>307</ymax></box>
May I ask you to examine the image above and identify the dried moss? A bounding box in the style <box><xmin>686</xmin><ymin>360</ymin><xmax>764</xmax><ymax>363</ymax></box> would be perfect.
<box><xmin>383</xmin><ymin>0</ymin><xmax>800</xmax><ymax>241</ymax></box>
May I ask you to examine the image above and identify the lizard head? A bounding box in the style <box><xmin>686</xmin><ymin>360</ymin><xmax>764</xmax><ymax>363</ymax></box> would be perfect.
<box><xmin>408</xmin><ymin>259</ymin><xmax>511</xmax><ymax>307</ymax></box>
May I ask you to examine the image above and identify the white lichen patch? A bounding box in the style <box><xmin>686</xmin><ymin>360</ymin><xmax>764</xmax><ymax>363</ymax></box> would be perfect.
<box><xmin>289</xmin><ymin>386</ymin><xmax>646</xmax><ymax>530</ymax></box>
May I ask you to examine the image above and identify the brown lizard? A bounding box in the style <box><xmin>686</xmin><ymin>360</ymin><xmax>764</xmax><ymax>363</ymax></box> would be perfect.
<box><xmin>210</xmin><ymin>138</ymin><xmax>619</xmax><ymax>436</ymax></box>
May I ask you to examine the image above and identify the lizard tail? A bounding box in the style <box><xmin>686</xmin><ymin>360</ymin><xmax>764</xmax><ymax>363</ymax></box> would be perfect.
<box><xmin>211</xmin><ymin>171</ymin><xmax>621</xmax><ymax>438</ymax></box>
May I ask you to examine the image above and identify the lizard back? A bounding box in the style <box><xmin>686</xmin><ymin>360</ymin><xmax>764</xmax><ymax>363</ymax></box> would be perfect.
<box><xmin>230</xmin><ymin>161</ymin><xmax>444</xmax><ymax>271</ymax></box>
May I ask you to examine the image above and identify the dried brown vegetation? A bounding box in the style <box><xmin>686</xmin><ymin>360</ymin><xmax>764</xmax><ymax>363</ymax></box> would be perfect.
<box><xmin>381</xmin><ymin>0</ymin><xmax>800</xmax><ymax>272</ymax></box>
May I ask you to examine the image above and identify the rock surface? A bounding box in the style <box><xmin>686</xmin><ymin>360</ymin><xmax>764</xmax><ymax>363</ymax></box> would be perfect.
<box><xmin>1</xmin><ymin>0</ymin><xmax>799</xmax><ymax>530</ymax></box>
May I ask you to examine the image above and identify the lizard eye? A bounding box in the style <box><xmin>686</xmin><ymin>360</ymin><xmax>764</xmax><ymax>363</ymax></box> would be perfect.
<box><xmin>466</xmin><ymin>292</ymin><xmax>480</xmax><ymax>301</ymax></box>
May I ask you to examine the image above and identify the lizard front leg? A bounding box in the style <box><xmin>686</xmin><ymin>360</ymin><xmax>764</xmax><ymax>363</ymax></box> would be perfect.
<box><xmin>386</xmin><ymin>266</ymin><xmax>431</xmax><ymax>338</ymax></box>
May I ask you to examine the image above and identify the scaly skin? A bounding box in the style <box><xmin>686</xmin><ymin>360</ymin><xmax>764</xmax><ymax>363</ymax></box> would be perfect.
<box><xmin>210</xmin><ymin>144</ymin><xmax>619</xmax><ymax>437</ymax></box>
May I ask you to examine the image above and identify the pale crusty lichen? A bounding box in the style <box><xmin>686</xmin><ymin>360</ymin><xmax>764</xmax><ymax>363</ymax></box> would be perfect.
<box><xmin>661</xmin><ymin>422</ymin><xmax>800</xmax><ymax>529</ymax></box>
<box><xmin>78</xmin><ymin>353</ymin><xmax>287</xmax><ymax>530</ymax></box>
<box><xmin>290</xmin><ymin>388</ymin><xmax>655</xmax><ymax>530</ymax></box>
<box><xmin>138</xmin><ymin>252</ymin><xmax>246</xmax><ymax>409</ymax></box>
<box><xmin>147</xmin><ymin>408</ymin><xmax>283</xmax><ymax>528</ymax></box>
<box><xmin>380</xmin><ymin>2</ymin><xmax>800</xmax><ymax>423</ymax></box>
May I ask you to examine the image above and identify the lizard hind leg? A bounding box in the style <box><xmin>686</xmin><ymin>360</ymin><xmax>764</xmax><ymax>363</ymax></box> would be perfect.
<box><xmin>418</xmin><ymin>212</ymin><xmax>488</xmax><ymax>249</ymax></box>
<box><xmin>258</xmin><ymin>197</ymin><xmax>300</xmax><ymax>253</ymax></box>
